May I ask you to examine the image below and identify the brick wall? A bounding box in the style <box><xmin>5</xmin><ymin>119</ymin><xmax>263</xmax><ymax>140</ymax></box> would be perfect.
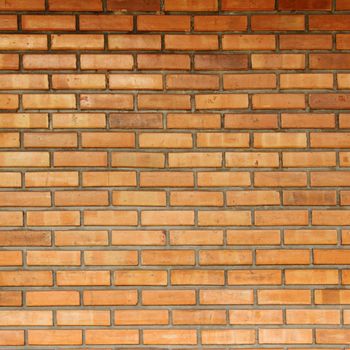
<box><xmin>0</xmin><ymin>0</ymin><xmax>349</xmax><ymax>347</ymax></box>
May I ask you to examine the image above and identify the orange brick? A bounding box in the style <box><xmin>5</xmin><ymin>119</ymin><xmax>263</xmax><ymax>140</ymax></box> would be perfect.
<box><xmin>85</xmin><ymin>250</ymin><xmax>138</xmax><ymax>266</ymax></box>
<box><xmin>84</xmin><ymin>210</ymin><xmax>137</xmax><ymax>226</ymax></box>
<box><xmin>109</xmin><ymin>34</ymin><xmax>161</xmax><ymax>50</ymax></box>
<box><xmin>200</xmin><ymin>289</ymin><xmax>253</xmax><ymax>304</ymax></box>
<box><xmin>82</xmin><ymin>171</ymin><xmax>136</xmax><ymax>187</ymax></box>
<box><xmin>165</xmin><ymin>35</ymin><xmax>218</xmax><ymax>50</ymax></box>
<box><xmin>26</xmin><ymin>291</ymin><xmax>80</xmax><ymax>306</ymax></box>
<box><xmin>285</xmin><ymin>269</ymin><xmax>338</xmax><ymax>284</ymax></box>
<box><xmin>230</xmin><ymin>310</ymin><xmax>283</xmax><ymax>324</ymax></box>
<box><xmin>107</xmin><ymin>0</ymin><xmax>160</xmax><ymax>11</ymax></box>
<box><xmin>28</xmin><ymin>330</ymin><xmax>82</xmax><ymax>346</ymax></box>
<box><xmin>280</xmin><ymin>34</ymin><xmax>332</xmax><ymax>50</ymax></box>
<box><xmin>0</xmin><ymin>291</ymin><xmax>22</xmax><ymax>306</ymax></box>
<box><xmin>0</xmin><ymin>74</ymin><xmax>48</xmax><ymax>90</ymax></box>
<box><xmin>285</xmin><ymin>229</ymin><xmax>337</xmax><ymax>245</ymax></box>
<box><xmin>259</xmin><ymin>329</ymin><xmax>312</xmax><ymax>344</ymax></box>
<box><xmin>27</xmin><ymin>211</ymin><xmax>80</xmax><ymax>227</ymax></box>
<box><xmin>169</xmin><ymin>152</ymin><xmax>222</xmax><ymax>168</ymax></box>
<box><xmin>279</xmin><ymin>0</ymin><xmax>332</xmax><ymax>10</ymax></box>
<box><xmin>142</xmin><ymin>290</ymin><xmax>196</xmax><ymax>305</ymax></box>
<box><xmin>310</xmin><ymin>54</ymin><xmax>350</xmax><ymax>69</ymax></box>
<box><xmin>49</xmin><ymin>0</ymin><xmax>102</xmax><ymax>11</ymax></box>
<box><xmin>0</xmin><ymin>212</ymin><xmax>22</xmax><ymax>226</ymax></box>
<box><xmin>143</xmin><ymin>329</ymin><xmax>196</xmax><ymax>345</ymax></box>
<box><xmin>0</xmin><ymin>271</ymin><xmax>52</xmax><ymax>286</ymax></box>
<box><xmin>0</xmin><ymin>0</ymin><xmax>44</xmax><ymax>10</ymax></box>
<box><xmin>139</xmin><ymin>94</ymin><xmax>191</xmax><ymax>110</ymax></box>
<box><xmin>202</xmin><ymin>329</ymin><xmax>255</xmax><ymax>345</ymax></box>
<box><xmin>166</xmin><ymin>74</ymin><xmax>219</xmax><ymax>90</ymax></box>
<box><xmin>23</xmin><ymin>94</ymin><xmax>75</xmax><ymax>110</ymax></box>
<box><xmin>194</xmin><ymin>15</ymin><xmax>247</xmax><ymax>31</ymax></box>
<box><xmin>195</xmin><ymin>54</ymin><xmax>248</xmax><ymax>70</ymax></box>
<box><xmin>57</xmin><ymin>310</ymin><xmax>110</xmax><ymax>326</ymax></box>
<box><xmin>110</xmin><ymin>74</ymin><xmax>162</xmax><ymax>90</ymax></box>
<box><xmin>0</xmin><ymin>113</ymin><xmax>48</xmax><ymax>129</ymax></box>
<box><xmin>170</xmin><ymin>230</ymin><xmax>223</xmax><ymax>245</ymax></box>
<box><xmin>0</xmin><ymin>310</ymin><xmax>52</xmax><ymax>326</ymax></box>
<box><xmin>252</xmin><ymin>15</ymin><xmax>305</xmax><ymax>31</ymax></box>
<box><xmin>0</xmin><ymin>94</ymin><xmax>18</xmax><ymax>110</ymax></box>
<box><xmin>310</xmin><ymin>15</ymin><xmax>350</xmax><ymax>30</ymax></box>
<box><xmin>222</xmin><ymin>0</ymin><xmax>275</xmax><ymax>10</ymax></box>
<box><xmin>227</xmin><ymin>230</ymin><xmax>280</xmax><ymax>245</ymax></box>
<box><xmin>0</xmin><ymin>34</ymin><xmax>47</xmax><ymax>50</ymax></box>
<box><xmin>55</xmin><ymin>230</ymin><xmax>108</xmax><ymax>246</ymax></box>
<box><xmin>140</xmin><ymin>172</ymin><xmax>194</xmax><ymax>187</ymax></box>
<box><xmin>173</xmin><ymin>310</ymin><xmax>225</xmax><ymax>325</ymax></box>
<box><xmin>138</xmin><ymin>15</ymin><xmax>190</xmax><ymax>31</ymax></box>
<box><xmin>224</xmin><ymin>74</ymin><xmax>276</xmax><ymax>90</ymax></box>
<box><xmin>83</xmin><ymin>290</ymin><xmax>137</xmax><ymax>306</ymax></box>
<box><xmin>57</xmin><ymin>270</ymin><xmax>110</xmax><ymax>286</ymax></box>
<box><xmin>252</xmin><ymin>54</ymin><xmax>305</xmax><ymax>70</ymax></box>
<box><xmin>112</xmin><ymin>230</ymin><xmax>165</xmax><ymax>246</ymax></box>
<box><xmin>253</xmin><ymin>94</ymin><xmax>305</xmax><ymax>109</ymax></box>
<box><xmin>283</xmin><ymin>190</ymin><xmax>336</xmax><ymax>206</ymax></box>
<box><xmin>114</xmin><ymin>270</ymin><xmax>167</xmax><ymax>286</ymax></box>
<box><xmin>81</xmin><ymin>94</ymin><xmax>133</xmax><ymax>110</ymax></box>
<box><xmin>223</xmin><ymin>34</ymin><xmax>275</xmax><ymax>50</ymax></box>
<box><xmin>22</xmin><ymin>15</ymin><xmax>75</xmax><ymax>31</ymax></box>
<box><xmin>315</xmin><ymin>289</ymin><xmax>350</xmax><ymax>304</ymax></box>
<box><xmin>80</xmin><ymin>15</ymin><xmax>133</xmax><ymax>31</ymax></box>
<box><xmin>258</xmin><ymin>289</ymin><xmax>311</xmax><ymax>305</ymax></box>
<box><xmin>226</xmin><ymin>152</ymin><xmax>279</xmax><ymax>168</ymax></box>
<box><xmin>81</xmin><ymin>54</ymin><xmax>133</xmax><ymax>70</ymax></box>
<box><xmin>196</xmin><ymin>94</ymin><xmax>248</xmax><ymax>109</ymax></box>
<box><xmin>55</xmin><ymin>191</ymin><xmax>108</xmax><ymax>206</ymax></box>
<box><xmin>25</xmin><ymin>171</ymin><xmax>78</xmax><ymax>187</ymax></box>
<box><xmin>52</xmin><ymin>74</ymin><xmax>105</xmax><ymax>90</ymax></box>
<box><xmin>115</xmin><ymin>310</ymin><xmax>168</xmax><ymax>325</ymax></box>
<box><xmin>165</xmin><ymin>0</ymin><xmax>218</xmax><ymax>11</ymax></box>
<box><xmin>198</xmin><ymin>210</ymin><xmax>251</xmax><ymax>226</ymax></box>
<box><xmin>287</xmin><ymin>309</ymin><xmax>340</xmax><ymax>324</ymax></box>
<box><xmin>197</xmin><ymin>132</ymin><xmax>249</xmax><ymax>148</ymax></box>
<box><xmin>281</xmin><ymin>74</ymin><xmax>333</xmax><ymax>89</ymax></box>
<box><xmin>281</xmin><ymin>114</ymin><xmax>335</xmax><ymax>129</ymax></box>
<box><xmin>54</xmin><ymin>152</ymin><xmax>107</xmax><ymax>167</ymax></box>
<box><xmin>313</xmin><ymin>210</ymin><xmax>350</xmax><ymax>225</ymax></box>
<box><xmin>0</xmin><ymin>251</ymin><xmax>22</xmax><ymax>265</ymax></box>
<box><xmin>198</xmin><ymin>171</ymin><xmax>251</xmax><ymax>186</ymax></box>
<box><xmin>255</xmin><ymin>172</ymin><xmax>307</xmax><ymax>187</ymax></box>
<box><xmin>113</xmin><ymin>153</ymin><xmax>165</xmax><ymax>168</ymax></box>
<box><xmin>168</xmin><ymin>114</ymin><xmax>221</xmax><ymax>129</ymax></box>
<box><xmin>254</xmin><ymin>132</ymin><xmax>306</xmax><ymax>148</ymax></box>
<box><xmin>24</xmin><ymin>132</ymin><xmax>77</xmax><ymax>148</ymax></box>
<box><xmin>312</xmin><ymin>133</ymin><xmax>350</xmax><ymax>148</ymax></box>
<box><xmin>171</xmin><ymin>269</ymin><xmax>224</xmax><ymax>285</ymax></box>
<box><xmin>0</xmin><ymin>133</ymin><xmax>19</xmax><ymax>147</ymax></box>
<box><xmin>0</xmin><ymin>331</ymin><xmax>24</xmax><ymax>346</ymax></box>
<box><xmin>51</xmin><ymin>34</ymin><xmax>103</xmax><ymax>50</ymax></box>
<box><xmin>113</xmin><ymin>191</ymin><xmax>166</xmax><ymax>206</ymax></box>
<box><xmin>110</xmin><ymin>113</ymin><xmax>162</xmax><ymax>128</ymax></box>
<box><xmin>227</xmin><ymin>191</ymin><xmax>280</xmax><ymax>206</ymax></box>
<box><xmin>256</xmin><ymin>249</ymin><xmax>310</xmax><ymax>265</ymax></box>
<box><xmin>255</xmin><ymin>210</ymin><xmax>309</xmax><ymax>226</ymax></box>
<box><xmin>23</xmin><ymin>54</ymin><xmax>76</xmax><ymax>70</ymax></box>
<box><xmin>283</xmin><ymin>152</ymin><xmax>336</xmax><ymax>167</ymax></box>
<box><xmin>0</xmin><ymin>172</ymin><xmax>21</xmax><ymax>188</ymax></box>
<box><xmin>27</xmin><ymin>250</ymin><xmax>80</xmax><ymax>266</ymax></box>
<box><xmin>141</xmin><ymin>210</ymin><xmax>194</xmax><ymax>226</ymax></box>
<box><xmin>140</xmin><ymin>133</ymin><xmax>192</xmax><ymax>148</ymax></box>
<box><xmin>199</xmin><ymin>249</ymin><xmax>252</xmax><ymax>265</ymax></box>
<box><xmin>228</xmin><ymin>269</ymin><xmax>282</xmax><ymax>285</ymax></box>
<box><xmin>86</xmin><ymin>329</ymin><xmax>139</xmax><ymax>345</ymax></box>
<box><xmin>170</xmin><ymin>191</ymin><xmax>223</xmax><ymax>206</ymax></box>
<box><xmin>138</xmin><ymin>54</ymin><xmax>190</xmax><ymax>70</ymax></box>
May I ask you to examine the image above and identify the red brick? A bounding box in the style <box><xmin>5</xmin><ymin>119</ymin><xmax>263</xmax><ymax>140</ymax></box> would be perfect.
<box><xmin>165</xmin><ymin>0</ymin><xmax>218</xmax><ymax>11</ymax></box>
<box><xmin>138</xmin><ymin>54</ymin><xmax>190</xmax><ymax>70</ymax></box>
<box><xmin>252</xmin><ymin>54</ymin><xmax>305</xmax><ymax>70</ymax></box>
<box><xmin>138</xmin><ymin>15</ymin><xmax>190</xmax><ymax>31</ymax></box>
<box><xmin>107</xmin><ymin>0</ymin><xmax>160</xmax><ymax>11</ymax></box>
<box><xmin>280</xmin><ymin>34</ymin><xmax>332</xmax><ymax>50</ymax></box>
<box><xmin>252</xmin><ymin>15</ymin><xmax>305</xmax><ymax>31</ymax></box>
<box><xmin>310</xmin><ymin>15</ymin><xmax>350</xmax><ymax>30</ymax></box>
<box><xmin>194</xmin><ymin>15</ymin><xmax>247</xmax><ymax>31</ymax></box>
<box><xmin>81</xmin><ymin>54</ymin><xmax>133</xmax><ymax>70</ymax></box>
<box><xmin>49</xmin><ymin>0</ymin><xmax>102</xmax><ymax>11</ymax></box>
<box><xmin>279</xmin><ymin>0</ymin><xmax>332</xmax><ymax>10</ymax></box>
<box><xmin>195</xmin><ymin>54</ymin><xmax>248</xmax><ymax>70</ymax></box>
<box><xmin>0</xmin><ymin>0</ymin><xmax>44</xmax><ymax>10</ymax></box>
<box><xmin>222</xmin><ymin>0</ymin><xmax>275</xmax><ymax>10</ymax></box>
<box><xmin>80</xmin><ymin>15</ymin><xmax>133</xmax><ymax>31</ymax></box>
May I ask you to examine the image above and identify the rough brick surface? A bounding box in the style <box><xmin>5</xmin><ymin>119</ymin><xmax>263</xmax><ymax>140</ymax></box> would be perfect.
<box><xmin>0</xmin><ymin>0</ymin><xmax>349</xmax><ymax>348</ymax></box>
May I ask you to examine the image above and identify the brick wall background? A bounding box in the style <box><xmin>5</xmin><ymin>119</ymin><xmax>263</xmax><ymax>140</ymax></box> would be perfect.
<box><xmin>0</xmin><ymin>0</ymin><xmax>349</xmax><ymax>347</ymax></box>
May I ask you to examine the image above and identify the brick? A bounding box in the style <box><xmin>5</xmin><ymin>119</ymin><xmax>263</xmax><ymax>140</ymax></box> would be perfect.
<box><xmin>310</xmin><ymin>15</ymin><xmax>350</xmax><ymax>30</ymax></box>
<box><xmin>222</xmin><ymin>0</ymin><xmax>275</xmax><ymax>10</ymax></box>
<box><xmin>315</xmin><ymin>289</ymin><xmax>350</xmax><ymax>304</ymax></box>
<box><xmin>57</xmin><ymin>310</ymin><xmax>110</xmax><ymax>326</ymax></box>
<box><xmin>170</xmin><ymin>191</ymin><xmax>223</xmax><ymax>206</ymax></box>
<box><xmin>228</xmin><ymin>269</ymin><xmax>282</xmax><ymax>285</ymax></box>
<box><xmin>286</xmin><ymin>269</ymin><xmax>338</xmax><ymax>284</ymax></box>
<box><xmin>112</xmin><ymin>230</ymin><xmax>166</xmax><ymax>245</ymax></box>
<box><xmin>109</xmin><ymin>34</ymin><xmax>161</xmax><ymax>50</ymax></box>
<box><xmin>198</xmin><ymin>171</ymin><xmax>251</xmax><ymax>186</ymax></box>
<box><xmin>283</xmin><ymin>190</ymin><xmax>336</xmax><ymax>206</ymax></box>
<box><xmin>165</xmin><ymin>35</ymin><xmax>218</xmax><ymax>50</ymax></box>
<box><xmin>312</xmin><ymin>133</ymin><xmax>350</xmax><ymax>148</ymax></box>
<box><xmin>168</xmin><ymin>114</ymin><xmax>220</xmax><ymax>129</ymax></box>
<box><xmin>201</xmin><ymin>329</ymin><xmax>255</xmax><ymax>345</ymax></box>
<box><xmin>25</xmin><ymin>171</ymin><xmax>79</xmax><ymax>187</ymax></box>
<box><xmin>172</xmin><ymin>269</ymin><xmax>224</xmax><ymax>285</ymax></box>
<box><xmin>107</xmin><ymin>0</ymin><xmax>160</xmax><ymax>11</ymax></box>
<box><xmin>167</xmin><ymin>74</ymin><xmax>219</xmax><ymax>90</ymax></box>
<box><xmin>195</xmin><ymin>54</ymin><xmax>248</xmax><ymax>70</ymax></box>
<box><xmin>0</xmin><ymin>54</ymin><xmax>18</xmax><ymax>70</ymax></box>
<box><xmin>279</xmin><ymin>0</ymin><xmax>332</xmax><ymax>10</ymax></box>
<box><xmin>287</xmin><ymin>309</ymin><xmax>340</xmax><ymax>324</ymax></box>
<box><xmin>311</xmin><ymin>172</ymin><xmax>350</xmax><ymax>186</ymax></box>
<box><xmin>84</xmin><ymin>210</ymin><xmax>137</xmax><ymax>226</ymax></box>
<box><xmin>49</xmin><ymin>0</ymin><xmax>102</xmax><ymax>11</ymax></box>
<box><xmin>313</xmin><ymin>210</ymin><xmax>350</xmax><ymax>225</ymax></box>
<box><xmin>27</xmin><ymin>250</ymin><xmax>80</xmax><ymax>266</ymax></box>
<box><xmin>0</xmin><ymin>191</ymin><xmax>50</xmax><ymax>207</ymax></box>
<box><xmin>196</xmin><ymin>94</ymin><xmax>248</xmax><ymax>109</ymax></box>
<box><xmin>197</xmin><ymin>132</ymin><xmax>249</xmax><ymax>148</ymax></box>
<box><xmin>230</xmin><ymin>310</ymin><xmax>283</xmax><ymax>324</ymax></box>
<box><xmin>0</xmin><ymin>34</ymin><xmax>47</xmax><ymax>50</ymax></box>
<box><xmin>258</xmin><ymin>289</ymin><xmax>311</xmax><ymax>304</ymax></box>
<box><xmin>310</xmin><ymin>94</ymin><xmax>350</xmax><ymax>109</ymax></box>
<box><xmin>85</xmin><ymin>250</ymin><xmax>138</xmax><ymax>265</ymax></box>
<box><xmin>140</xmin><ymin>172</ymin><xmax>194</xmax><ymax>187</ymax></box>
<box><xmin>83</xmin><ymin>290</ymin><xmax>137</xmax><ymax>305</ymax></box>
<box><xmin>55</xmin><ymin>191</ymin><xmax>109</xmax><ymax>206</ymax></box>
<box><xmin>227</xmin><ymin>191</ymin><xmax>280</xmax><ymax>206</ymax></box>
<box><xmin>54</xmin><ymin>152</ymin><xmax>107</xmax><ymax>167</ymax></box>
<box><xmin>0</xmin><ymin>271</ymin><xmax>52</xmax><ymax>286</ymax></box>
<box><xmin>200</xmin><ymin>249</ymin><xmax>252</xmax><ymax>265</ymax></box>
<box><xmin>0</xmin><ymin>172</ymin><xmax>21</xmax><ymax>187</ymax></box>
<box><xmin>142</xmin><ymin>250</ymin><xmax>195</xmax><ymax>265</ymax></box>
<box><xmin>0</xmin><ymin>133</ymin><xmax>19</xmax><ymax>147</ymax></box>
<box><xmin>27</xmin><ymin>211</ymin><xmax>80</xmax><ymax>226</ymax></box>
<box><xmin>253</xmin><ymin>94</ymin><xmax>305</xmax><ymax>109</ymax></box>
<box><xmin>113</xmin><ymin>191</ymin><xmax>166</xmax><ymax>206</ymax></box>
<box><xmin>81</xmin><ymin>94</ymin><xmax>133</xmax><ymax>110</ymax></box>
<box><xmin>0</xmin><ymin>212</ymin><xmax>22</xmax><ymax>226</ymax></box>
<box><xmin>80</xmin><ymin>15</ymin><xmax>133</xmax><ymax>31</ymax></box>
<box><xmin>227</xmin><ymin>230</ymin><xmax>280</xmax><ymax>245</ymax></box>
<box><xmin>110</xmin><ymin>113</ymin><xmax>162</xmax><ymax>128</ymax></box>
<box><xmin>0</xmin><ymin>251</ymin><xmax>21</xmax><ymax>265</ymax></box>
<box><xmin>115</xmin><ymin>270</ymin><xmax>167</xmax><ymax>285</ymax></box>
<box><xmin>280</xmin><ymin>34</ymin><xmax>332</xmax><ymax>50</ymax></box>
<box><xmin>280</xmin><ymin>74</ymin><xmax>333</xmax><ymax>89</ymax></box>
<box><xmin>200</xmin><ymin>289</ymin><xmax>253</xmax><ymax>304</ymax></box>
<box><xmin>23</xmin><ymin>94</ymin><xmax>76</xmax><ymax>110</ymax></box>
<box><xmin>139</xmin><ymin>94</ymin><xmax>191</xmax><ymax>110</ymax></box>
<box><xmin>0</xmin><ymin>74</ymin><xmax>48</xmax><ymax>90</ymax></box>
<box><xmin>24</xmin><ymin>132</ymin><xmax>77</xmax><ymax>148</ymax></box>
<box><xmin>226</xmin><ymin>152</ymin><xmax>279</xmax><ymax>168</ymax></box>
<box><xmin>82</xmin><ymin>171</ymin><xmax>136</xmax><ymax>186</ymax></box>
<box><xmin>52</xmin><ymin>74</ymin><xmax>105</xmax><ymax>90</ymax></box>
<box><xmin>55</xmin><ymin>230</ymin><xmax>108</xmax><ymax>246</ymax></box>
<box><xmin>140</xmin><ymin>133</ymin><xmax>192</xmax><ymax>148</ymax></box>
<box><xmin>142</xmin><ymin>290</ymin><xmax>196</xmax><ymax>305</ymax></box>
<box><xmin>194</xmin><ymin>15</ymin><xmax>247</xmax><ymax>31</ymax></box>
<box><xmin>285</xmin><ymin>229</ymin><xmax>337</xmax><ymax>245</ymax></box>
<box><xmin>252</xmin><ymin>15</ymin><xmax>305</xmax><ymax>31</ymax></box>
<box><xmin>113</xmin><ymin>153</ymin><xmax>165</xmax><ymax>168</ymax></box>
<box><xmin>338</xmin><ymin>74</ymin><xmax>350</xmax><ymax>89</ymax></box>
<box><xmin>282</xmin><ymin>114</ymin><xmax>335</xmax><ymax>129</ymax></box>
<box><xmin>0</xmin><ymin>291</ymin><xmax>22</xmax><ymax>306</ymax></box>
<box><xmin>337</xmin><ymin>0</ymin><xmax>350</xmax><ymax>9</ymax></box>
<box><xmin>86</xmin><ymin>329</ymin><xmax>139</xmax><ymax>345</ymax></box>
<box><xmin>138</xmin><ymin>54</ymin><xmax>190</xmax><ymax>70</ymax></box>
<box><xmin>0</xmin><ymin>0</ymin><xmax>44</xmax><ymax>10</ymax></box>
<box><xmin>198</xmin><ymin>210</ymin><xmax>251</xmax><ymax>226</ymax></box>
<box><xmin>26</xmin><ymin>291</ymin><xmax>80</xmax><ymax>306</ymax></box>
<box><xmin>0</xmin><ymin>113</ymin><xmax>48</xmax><ymax>129</ymax></box>
<box><xmin>316</xmin><ymin>329</ymin><xmax>350</xmax><ymax>344</ymax></box>
<box><xmin>82</xmin><ymin>132</ymin><xmax>134</xmax><ymax>148</ymax></box>
<box><xmin>165</xmin><ymin>0</ymin><xmax>218</xmax><ymax>11</ymax></box>
<box><xmin>23</xmin><ymin>54</ymin><xmax>76</xmax><ymax>70</ymax></box>
<box><xmin>0</xmin><ymin>152</ymin><xmax>50</xmax><ymax>168</ymax></box>
<box><xmin>81</xmin><ymin>54</ymin><xmax>133</xmax><ymax>70</ymax></box>
<box><xmin>254</xmin><ymin>133</ymin><xmax>307</xmax><ymax>148</ymax></box>
<box><xmin>22</xmin><ymin>15</ymin><xmax>75</xmax><ymax>31</ymax></box>
<box><xmin>255</xmin><ymin>210</ymin><xmax>309</xmax><ymax>226</ymax></box>
<box><xmin>223</xmin><ymin>35</ymin><xmax>275</xmax><ymax>50</ymax></box>
<box><xmin>144</xmin><ymin>329</ymin><xmax>196</xmax><ymax>345</ymax></box>
<box><xmin>340</xmin><ymin>153</ymin><xmax>350</xmax><ymax>166</ymax></box>
<box><xmin>169</xmin><ymin>152</ymin><xmax>222</xmax><ymax>167</ymax></box>
<box><xmin>283</xmin><ymin>152</ymin><xmax>336</xmax><ymax>167</ymax></box>
<box><xmin>0</xmin><ymin>230</ymin><xmax>51</xmax><ymax>246</ymax></box>
<box><xmin>259</xmin><ymin>329</ymin><xmax>313</xmax><ymax>344</ymax></box>
<box><xmin>314</xmin><ymin>249</ymin><xmax>350</xmax><ymax>264</ymax></box>
<box><xmin>311</xmin><ymin>54</ymin><xmax>350</xmax><ymax>70</ymax></box>
<box><xmin>224</xmin><ymin>74</ymin><xmax>276</xmax><ymax>90</ymax></box>
<box><xmin>110</xmin><ymin>74</ymin><xmax>162</xmax><ymax>90</ymax></box>
<box><xmin>138</xmin><ymin>15</ymin><xmax>190</xmax><ymax>31</ymax></box>
<box><xmin>255</xmin><ymin>172</ymin><xmax>307</xmax><ymax>187</ymax></box>
<box><xmin>141</xmin><ymin>210</ymin><xmax>194</xmax><ymax>225</ymax></box>
<box><xmin>0</xmin><ymin>95</ymin><xmax>18</xmax><ymax>110</ymax></box>
<box><xmin>0</xmin><ymin>331</ymin><xmax>24</xmax><ymax>346</ymax></box>
<box><xmin>252</xmin><ymin>54</ymin><xmax>305</xmax><ymax>70</ymax></box>
<box><xmin>115</xmin><ymin>309</ymin><xmax>168</xmax><ymax>325</ymax></box>
<box><xmin>256</xmin><ymin>249</ymin><xmax>310</xmax><ymax>265</ymax></box>
<box><xmin>28</xmin><ymin>330</ymin><xmax>82</xmax><ymax>346</ymax></box>
<box><xmin>51</xmin><ymin>34</ymin><xmax>104</xmax><ymax>50</ymax></box>
<box><xmin>173</xmin><ymin>310</ymin><xmax>226</xmax><ymax>325</ymax></box>
<box><xmin>57</xmin><ymin>270</ymin><xmax>110</xmax><ymax>286</ymax></box>
<box><xmin>53</xmin><ymin>113</ymin><xmax>106</xmax><ymax>129</ymax></box>
<box><xmin>170</xmin><ymin>230</ymin><xmax>223</xmax><ymax>245</ymax></box>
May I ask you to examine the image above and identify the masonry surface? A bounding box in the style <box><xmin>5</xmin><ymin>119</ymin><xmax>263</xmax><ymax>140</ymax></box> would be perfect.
<box><xmin>1</xmin><ymin>0</ymin><xmax>350</xmax><ymax>347</ymax></box>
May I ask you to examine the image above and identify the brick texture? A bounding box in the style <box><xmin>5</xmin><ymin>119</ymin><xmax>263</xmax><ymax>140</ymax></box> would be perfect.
<box><xmin>0</xmin><ymin>0</ymin><xmax>349</xmax><ymax>348</ymax></box>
